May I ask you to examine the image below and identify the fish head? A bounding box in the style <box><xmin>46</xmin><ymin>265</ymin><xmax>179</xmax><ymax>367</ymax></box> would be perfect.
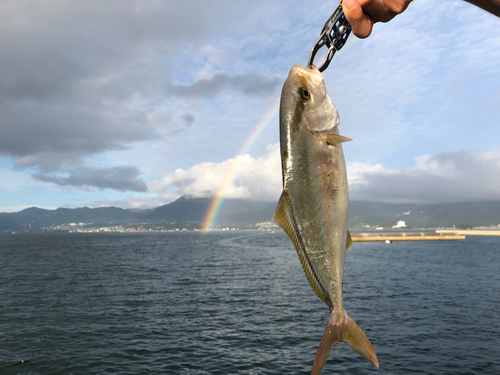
<box><xmin>281</xmin><ymin>65</ymin><xmax>339</xmax><ymax>133</ymax></box>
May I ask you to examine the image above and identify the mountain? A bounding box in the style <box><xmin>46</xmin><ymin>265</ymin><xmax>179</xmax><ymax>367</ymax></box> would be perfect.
<box><xmin>141</xmin><ymin>195</ymin><xmax>275</xmax><ymax>225</ymax></box>
<box><xmin>348</xmin><ymin>201</ymin><xmax>500</xmax><ymax>228</ymax></box>
<box><xmin>0</xmin><ymin>196</ymin><xmax>276</xmax><ymax>232</ymax></box>
<box><xmin>1</xmin><ymin>196</ymin><xmax>499</xmax><ymax>232</ymax></box>
<box><xmin>0</xmin><ymin>206</ymin><xmax>139</xmax><ymax>231</ymax></box>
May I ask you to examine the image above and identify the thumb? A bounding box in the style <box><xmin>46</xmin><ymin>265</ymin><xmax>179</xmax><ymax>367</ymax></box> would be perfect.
<box><xmin>342</xmin><ymin>0</ymin><xmax>374</xmax><ymax>39</ymax></box>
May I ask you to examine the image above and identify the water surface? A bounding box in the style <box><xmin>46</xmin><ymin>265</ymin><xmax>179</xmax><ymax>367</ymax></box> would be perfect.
<box><xmin>1</xmin><ymin>232</ymin><xmax>499</xmax><ymax>374</ymax></box>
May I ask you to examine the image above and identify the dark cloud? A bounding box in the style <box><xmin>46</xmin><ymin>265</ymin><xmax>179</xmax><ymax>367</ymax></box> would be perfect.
<box><xmin>182</xmin><ymin>114</ymin><xmax>195</xmax><ymax>126</ymax></box>
<box><xmin>0</xmin><ymin>98</ymin><xmax>156</xmax><ymax>172</ymax></box>
<box><xmin>33</xmin><ymin>166</ymin><xmax>148</xmax><ymax>192</ymax></box>
<box><xmin>350</xmin><ymin>150</ymin><xmax>500</xmax><ymax>203</ymax></box>
<box><xmin>0</xmin><ymin>1</ymin><xmax>264</xmax><ymax>171</ymax></box>
<box><xmin>0</xmin><ymin>1</ymin><xmax>257</xmax><ymax>101</ymax></box>
<box><xmin>167</xmin><ymin>73</ymin><xmax>282</xmax><ymax>98</ymax></box>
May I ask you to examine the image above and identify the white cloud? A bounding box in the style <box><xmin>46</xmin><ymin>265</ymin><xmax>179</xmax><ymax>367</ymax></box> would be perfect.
<box><xmin>349</xmin><ymin>149</ymin><xmax>500</xmax><ymax>203</ymax></box>
<box><xmin>148</xmin><ymin>145</ymin><xmax>500</xmax><ymax>206</ymax></box>
<box><xmin>150</xmin><ymin>143</ymin><xmax>282</xmax><ymax>201</ymax></box>
<box><xmin>80</xmin><ymin>194</ymin><xmax>175</xmax><ymax>211</ymax></box>
<box><xmin>347</xmin><ymin>162</ymin><xmax>385</xmax><ymax>185</ymax></box>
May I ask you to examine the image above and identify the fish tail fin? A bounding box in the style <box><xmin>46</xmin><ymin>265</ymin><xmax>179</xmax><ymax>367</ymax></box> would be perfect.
<box><xmin>311</xmin><ymin>311</ymin><xmax>342</xmax><ymax>375</ymax></box>
<box><xmin>311</xmin><ymin>310</ymin><xmax>378</xmax><ymax>374</ymax></box>
<box><xmin>343</xmin><ymin>314</ymin><xmax>379</xmax><ymax>369</ymax></box>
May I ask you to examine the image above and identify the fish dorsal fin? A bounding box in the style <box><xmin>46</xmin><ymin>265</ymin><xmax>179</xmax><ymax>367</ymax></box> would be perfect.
<box><xmin>273</xmin><ymin>191</ymin><xmax>329</xmax><ymax>305</ymax></box>
<box><xmin>347</xmin><ymin>230</ymin><xmax>352</xmax><ymax>251</ymax></box>
<box><xmin>326</xmin><ymin>134</ymin><xmax>352</xmax><ymax>145</ymax></box>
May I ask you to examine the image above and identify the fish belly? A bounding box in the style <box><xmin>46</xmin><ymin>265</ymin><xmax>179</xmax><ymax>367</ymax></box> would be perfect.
<box><xmin>285</xmin><ymin>131</ymin><xmax>348</xmax><ymax>306</ymax></box>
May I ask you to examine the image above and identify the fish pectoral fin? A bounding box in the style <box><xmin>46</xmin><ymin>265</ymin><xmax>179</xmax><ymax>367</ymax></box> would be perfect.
<box><xmin>326</xmin><ymin>134</ymin><xmax>352</xmax><ymax>145</ymax></box>
<box><xmin>273</xmin><ymin>191</ymin><xmax>328</xmax><ymax>305</ymax></box>
<box><xmin>347</xmin><ymin>230</ymin><xmax>353</xmax><ymax>251</ymax></box>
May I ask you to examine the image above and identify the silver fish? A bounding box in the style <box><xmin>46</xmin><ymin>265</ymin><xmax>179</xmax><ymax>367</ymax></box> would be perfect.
<box><xmin>273</xmin><ymin>65</ymin><xmax>378</xmax><ymax>373</ymax></box>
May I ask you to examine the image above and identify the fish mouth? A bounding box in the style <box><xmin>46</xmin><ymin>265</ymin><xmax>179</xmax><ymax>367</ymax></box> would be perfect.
<box><xmin>289</xmin><ymin>65</ymin><xmax>323</xmax><ymax>86</ymax></box>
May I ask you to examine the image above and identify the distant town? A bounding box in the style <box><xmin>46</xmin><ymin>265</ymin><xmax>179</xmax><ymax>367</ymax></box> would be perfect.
<box><xmin>14</xmin><ymin>220</ymin><xmax>500</xmax><ymax>235</ymax></box>
<box><xmin>8</xmin><ymin>218</ymin><xmax>430</xmax><ymax>234</ymax></box>
<box><xmin>24</xmin><ymin>221</ymin><xmax>281</xmax><ymax>234</ymax></box>
<box><xmin>5</xmin><ymin>218</ymin><xmax>500</xmax><ymax>236</ymax></box>
<box><xmin>2</xmin><ymin>196</ymin><xmax>500</xmax><ymax>234</ymax></box>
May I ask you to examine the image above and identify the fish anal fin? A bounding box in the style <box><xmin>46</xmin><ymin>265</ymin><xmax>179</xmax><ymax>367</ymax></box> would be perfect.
<box><xmin>273</xmin><ymin>191</ymin><xmax>328</xmax><ymax>305</ymax></box>
<box><xmin>326</xmin><ymin>134</ymin><xmax>352</xmax><ymax>145</ymax></box>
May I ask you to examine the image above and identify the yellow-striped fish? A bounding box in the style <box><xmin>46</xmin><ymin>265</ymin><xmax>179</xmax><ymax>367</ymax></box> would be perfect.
<box><xmin>274</xmin><ymin>65</ymin><xmax>378</xmax><ymax>373</ymax></box>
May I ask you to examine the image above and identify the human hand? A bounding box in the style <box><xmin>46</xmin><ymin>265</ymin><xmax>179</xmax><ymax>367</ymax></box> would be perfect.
<box><xmin>341</xmin><ymin>0</ymin><xmax>413</xmax><ymax>38</ymax></box>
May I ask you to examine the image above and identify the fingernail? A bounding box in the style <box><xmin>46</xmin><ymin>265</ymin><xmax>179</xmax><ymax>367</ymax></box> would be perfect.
<box><xmin>344</xmin><ymin>0</ymin><xmax>357</xmax><ymax>11</ymax></box>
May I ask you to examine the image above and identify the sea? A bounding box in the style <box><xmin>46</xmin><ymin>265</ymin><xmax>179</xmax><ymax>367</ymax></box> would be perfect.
<box><xmin>1</xmin><ymin>231</ymin><xmax>499</xmax><ymax>374</ymax></box>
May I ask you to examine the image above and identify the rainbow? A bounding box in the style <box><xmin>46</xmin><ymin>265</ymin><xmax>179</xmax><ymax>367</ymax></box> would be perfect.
<box><xmin>201</xmin><ymin>97</ymin><xmax>280</xmax><ymax>232</ymax></box>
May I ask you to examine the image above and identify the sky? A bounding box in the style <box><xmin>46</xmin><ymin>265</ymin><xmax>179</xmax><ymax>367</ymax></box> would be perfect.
<box><xmin>1</xmin><ymin>0</ymin><xmax>500</xmax><ymax>213</ymax></box>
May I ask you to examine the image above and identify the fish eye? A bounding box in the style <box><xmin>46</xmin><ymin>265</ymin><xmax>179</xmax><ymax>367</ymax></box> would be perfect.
<box><xmin>300</xmin><ymin>88</ymin><xmax>310</xmax><ymax>101</ymax></box>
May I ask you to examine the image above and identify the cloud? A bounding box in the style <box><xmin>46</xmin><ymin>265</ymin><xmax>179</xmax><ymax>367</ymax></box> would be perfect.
<box><xmin>24</xmin><ymin>145</ymin><xmax>497</xmax><ymax>211</ymax></box>
<box><xmin>79</xmin><ymin>194</ymin><xmax>175</xmax><ymax>211</ymax></box>
<box><xmin>151</xmin><ymin>144</ymin><xmax>500</xmax><ymax>205</ymax></box>
<box><xmin>0</xmin><ymin>1</ymin><xmax>273</xmax><ymax>172</ymax></box>
<box><xmin>33</xmin><ymin>166</ymin><xmax>148</xmax><ymax>192</ymax></box>
<box><xmin>167</xmin><ymin>73</ymin><xmax>282</xmax><ymax>98</ymax></box>
<box><xmin>182</xmin><ymin>114</ymin><xmax>195</xmax><ymax>126</ymax></box>
<box><xmin>1</xmin><ymin>99</ymin><xmax>157</xmax><ymax>172</ymax></box>
<box><xmin>2</xmin><ymin>0</ymin><xmax>499</xmax><ymax>211</ymax></box>
<box><xmin>0</xmin><ymin>1</ymin><xmax>263</xmax><ymax>101</ymax></box>
<box><xmin>150</xmin><ymin>143</ymin><xmax>282</xmax><ymax>201</ymax></box>
<box><xmin>349</xmin><ymin>149</ymin><xmax>500</xmax><ymax>203</ymax></box>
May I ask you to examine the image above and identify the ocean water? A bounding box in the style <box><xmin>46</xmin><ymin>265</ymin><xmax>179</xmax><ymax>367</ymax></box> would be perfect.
<box><xmin>1</xmin><ymin>232</ymin><xmax>499</xmax><ymax>374</ymax></box>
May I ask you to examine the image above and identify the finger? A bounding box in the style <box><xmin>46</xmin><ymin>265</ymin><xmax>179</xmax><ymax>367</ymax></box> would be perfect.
<box><xmin>342</xmin><ymin>0</ymin><xmax>374</xmax><ymax>39</ymax></box>
<box><xmin>359</xmin><ymin>0</ymin><xmax>412</xmax><ymax>23</ymax></box>
<box><xmin>358</xmin><ymin>0</ymin><xmax>390</xmax><ymax>22</ymax></box>
<box><xmin>383</xmin><ymin>0</ymin><xmax>412</xmax><ymax>19</ymax></box>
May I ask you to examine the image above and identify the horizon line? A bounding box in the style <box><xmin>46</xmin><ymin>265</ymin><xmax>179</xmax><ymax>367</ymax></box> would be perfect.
<box><xmin>3</xmin><ymin>197</ymin><xmax>500</xmax><ymax>215</ymax></box>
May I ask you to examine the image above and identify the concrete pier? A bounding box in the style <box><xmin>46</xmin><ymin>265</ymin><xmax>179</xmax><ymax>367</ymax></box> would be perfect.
<box><xmin>351</xmin><ymin>232</ymin><xmax>465</xmax><ymax>242</ymax></box>
<box><xmin>436</xmin><ymin>229</ymin><xmax>500</xmax><ymax>236</ymax></box>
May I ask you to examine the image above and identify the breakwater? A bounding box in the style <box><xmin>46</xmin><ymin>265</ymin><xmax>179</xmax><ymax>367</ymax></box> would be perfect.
<box><xmin>436</xmin><ymin>229</ymin><xmax>500</xmax><ymax>236</ymax></box>
<box><xmin>351</xmin><ymin>232</ymin><xmax>465</xmax><ymax>242</ymax></box>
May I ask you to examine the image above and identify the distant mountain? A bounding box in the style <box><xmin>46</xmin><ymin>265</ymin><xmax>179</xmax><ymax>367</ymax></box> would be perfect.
<box><xmin>0</xmin><ymin>196</ymin><xmax>276</xmax><ymax>232</ymax></box>
<box><xmin>348</xmin><ymin>201</ymin><xmax>500</xmax><ymax>228</ymax></box>
<box><xmin>141</xmin><ymin>196</ymin><xmax>211</xmax><ymax>222</ymax></box>
<box><xmin>0</xmin><ymin>206</ymin><xmax>140</xmax><ymax>231</ymax></box>
<box><xmin>1</xmin><ymin>196</ymin><xmax>499</xmax><ymax>232</ymax></box>
<box><xmin>141</xmin><ymin>195</ymin><xmax>275</xmax><ymax>225</ymax></box>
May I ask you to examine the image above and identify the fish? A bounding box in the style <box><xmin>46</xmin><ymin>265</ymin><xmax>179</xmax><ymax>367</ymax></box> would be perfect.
<box><xmin>273</xmin><ymin>65</ymin><xmax>378</xmax><ymax>373</ymax></box>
